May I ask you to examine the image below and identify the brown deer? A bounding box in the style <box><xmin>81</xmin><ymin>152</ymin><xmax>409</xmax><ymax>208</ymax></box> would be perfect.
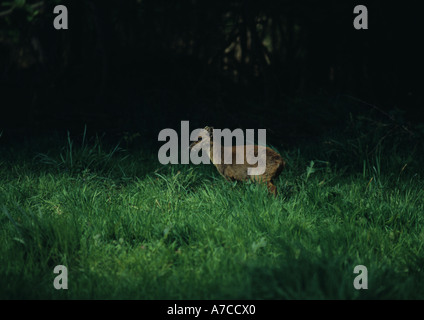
<box><xmin>189</xmin><ymin>126</ymin><xmax>285</xmax><ymax>196</ymax></box>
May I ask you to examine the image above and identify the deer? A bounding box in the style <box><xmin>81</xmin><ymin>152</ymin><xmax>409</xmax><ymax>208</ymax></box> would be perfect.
<box><xmin>189</xmin><ymin>126</ymin><xmax>285</xmax><ymax>196</ymax></box>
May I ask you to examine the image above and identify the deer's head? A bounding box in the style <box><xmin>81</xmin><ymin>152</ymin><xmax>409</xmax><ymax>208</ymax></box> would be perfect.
<box><xmin>189</xmin><ymin>126</ymin><xmax>213</xmax><ymax>151</ymax></box>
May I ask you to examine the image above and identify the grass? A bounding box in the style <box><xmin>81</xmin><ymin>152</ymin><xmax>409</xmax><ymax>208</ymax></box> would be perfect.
<box><xmin>1</xmin><ymin>120</ymin><xmax>424</xmax><ymax>299</ymax></box>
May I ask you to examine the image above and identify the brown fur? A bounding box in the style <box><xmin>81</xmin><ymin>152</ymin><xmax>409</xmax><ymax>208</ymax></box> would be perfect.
<box><xmin>190</xmin><ymin>126</ymin><xmax>286</xmax><ymax>196</ymax></box>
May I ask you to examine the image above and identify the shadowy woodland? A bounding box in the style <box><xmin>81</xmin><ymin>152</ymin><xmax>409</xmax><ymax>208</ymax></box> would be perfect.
<box><xmin>1</xmin><ymin>0</ymin><xmax>423</xmax><ymax>144</ymax></box>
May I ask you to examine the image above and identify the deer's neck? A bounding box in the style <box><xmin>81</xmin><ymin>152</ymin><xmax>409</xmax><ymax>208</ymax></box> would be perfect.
<box><xmin>208</xmin><ymin>141</ymin><xmax>227</xmax><ymax>168</ymax></box>
<box><xmin>207</xmin><ymin>141</ymin><xmax>227</xmax><ymax>177</ymax></box>
<box><xmin>208</xmin><ymin>141</ymin><xmax>215</xmax><ymax>164</ymax></box>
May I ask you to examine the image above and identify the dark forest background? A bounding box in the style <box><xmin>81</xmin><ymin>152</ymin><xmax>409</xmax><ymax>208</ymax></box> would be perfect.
<box><xmin>0</xmin><ymin>0</ymin><xmax>423</xmax><ymax>146</ymax></box>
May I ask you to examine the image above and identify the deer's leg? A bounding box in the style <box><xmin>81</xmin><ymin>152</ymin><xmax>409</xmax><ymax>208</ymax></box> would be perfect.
<box><xmin>267</xmin><ymin>181</ymin><xmax>277</xmax><ymax>196</ymax></box>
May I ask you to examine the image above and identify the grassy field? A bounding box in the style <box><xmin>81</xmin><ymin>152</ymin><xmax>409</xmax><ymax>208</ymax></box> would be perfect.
<box><xmin>1</xmin><ymin>120</ymin><xmax>424</xmax><ymax>299</ymax></box>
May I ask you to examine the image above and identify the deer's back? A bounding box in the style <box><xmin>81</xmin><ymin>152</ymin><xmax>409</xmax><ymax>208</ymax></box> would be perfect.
<box><xmin>212</xmin><ymin>145</ymin><xmax>285</xmax><ymax>182</ymax></box>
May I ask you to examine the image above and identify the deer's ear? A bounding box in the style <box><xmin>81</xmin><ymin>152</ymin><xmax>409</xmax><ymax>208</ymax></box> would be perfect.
<box><xmin>204</xmin><ymin>126</ymin><xmax>213</xmax><ymax>137</ymax></box>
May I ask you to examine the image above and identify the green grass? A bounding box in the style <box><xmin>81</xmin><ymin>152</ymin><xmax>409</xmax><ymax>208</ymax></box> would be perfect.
<box><xmin>1</xmin><ymin>125</ymin><xmax>424</xmax><ymax>299</ymax></box>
